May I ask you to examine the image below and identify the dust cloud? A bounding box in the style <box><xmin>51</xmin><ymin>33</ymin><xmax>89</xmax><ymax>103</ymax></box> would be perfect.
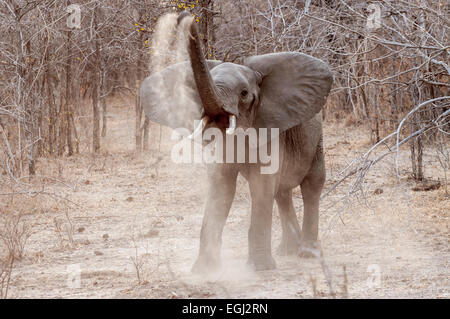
<box><xmin>149</xmin><ymin>13</ymin><xmax>200</xmax><ymax>133</ymax></box>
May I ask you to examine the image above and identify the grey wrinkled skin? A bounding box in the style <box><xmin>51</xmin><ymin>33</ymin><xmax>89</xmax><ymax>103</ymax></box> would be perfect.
<box><xmin>140</xmin><ymin>13</ymin><xmax>333</xmax><ymax>272</ymax></box>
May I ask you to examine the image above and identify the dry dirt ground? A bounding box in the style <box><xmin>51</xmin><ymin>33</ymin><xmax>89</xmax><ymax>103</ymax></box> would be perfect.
<box><xmin>4</xmin><ymin>98</ymin><xmax>449</xmax><ymax>298</ymax></box>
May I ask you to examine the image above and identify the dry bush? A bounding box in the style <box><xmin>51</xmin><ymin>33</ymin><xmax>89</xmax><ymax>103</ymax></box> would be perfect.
<box><xmin>53</xmin><ymin>210</ymin><xmax>75</xmax><ymax>249</ymax></box>
<box><xmin>129</xmin><ymin>247</ymin><xmax>149</xmax><ymax>285</ymax></box>
<box><xmin>129</xmin><ymin>235</ymin><xmax>152</xmax><ymax>286</ymax></box>
<box><xmin>0</xmin><ymin>255</ymin><xmax>14</xmax><ymax>299</ymax></box>
<box><xmin>0</xmin><ymin>211</ymin><xmax>31</xmax><ymax>299</ymax></box>
<box><xmin>0</xmin><ymin>212</ymin><xmax>31</xmax><ymax>261</ymax></box>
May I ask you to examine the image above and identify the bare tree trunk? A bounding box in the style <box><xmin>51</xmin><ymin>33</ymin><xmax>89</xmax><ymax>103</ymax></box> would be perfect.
<box><xmin>390</xmin><ymin>55</ymin><xmax>398</xmax><ymax>130</ymax></box>
<box><xmin>100</xmin><ymin>68</ymin><xmax>107</xmax><ymax>137</ymax></box>
<box><xmin>410</xmin><ymin>119</ymin><xmax>417</xmax><ymax>179</ymax></box>
<box><xmin>372</xmin><ymin>50</ymin><xmax>381</xmax><ymax>143</ymax></box>
<box><xmin>72</xmin><ymin>63</ymin><xmax>81</xmax><ymax>154</ymax></box>
<box><xmin>409</xmin><ymin>85</ymin><xmax>424</xmax><ymax>181</ymax></box>
<box><xmin>57</xmin><ymin>80</ymin><xmax>65</xmax><ymax>156</ymax></box>
<box><xmin>143</xmin><ymin>117</ymin><xmax>150</xmax><ymax>151</ymax></box>
<box><xmin>135</xmin><ymin>30</ymin><xmax>144</xmax><ymax>152</ymax></box>
<box><xmin>24</xmin><ymin>41</ymin><xmax>35</xmax><ymax>176</ymax></box>
<box><xmin>92</xmin><ymin>81</ymin><xmax>100</xmax><ymax>153</ymax></box>
<box><xmin>417</xmin><ymin>131</ymin><xmax>424</xmax><ymax>181</ymax></box>
<box><xmin>250</xmin><ymin>5</ymin><xmax>258</xmax><ymax>55</ymax></box>
<box><xmin>198</xmin><ymin>0</ymin><xmax>216</xmax><ymax>58</ymax></box>
<box><xmin>25</xmin><ymin>129</ymin><xmax>35</xmax><ymax>176</ymax></box>
<box><xmin>415</xmin><ymin>0</ymin><xmax>426</xmax><ymax>181</ymax></box>
<box><xmin>92</xmin><ymin>7</ymin><xmax>100</xmax><ymax>153</ymax></box>
<box><xmin>135</xmin><ymin>92</ymin><xmax>142</xmax><ymax>152</ymax></box>
<box><xmin>70</xmin><ymin>113</ymin><xmax>79</xmax><ymax>154</ymax></box>
<box><xmin>362</xmin><ymin>38</ymin><xmax>371</xmax><ymax>122</ymax></box>
<box><xmin>36</xmin><ymin>75</ymin><xmax>44</xmax><ymax>157</ymax></box>
<box><xmin>373</xmin><ymin>80</ymin><xmax>380</xmax><ymax>143</ymax></box>
<box><xmin>65</xmin><ymin>27</ymin><xmax>73</xmax><ymax>156</ymax></box>
<box><xmin>92</xmin><ymin>77</ymin><xmax>100</xmax><ymax>153</ymax></box>
<box><xmin>371</xmin><ymin>47</ymin><xmax>379</xmax><ymax>140</ymax></box>
<box><xmin>45</xmin><ymin>71</ymin><xmax>56</xmax><ymax>155</ymax></box>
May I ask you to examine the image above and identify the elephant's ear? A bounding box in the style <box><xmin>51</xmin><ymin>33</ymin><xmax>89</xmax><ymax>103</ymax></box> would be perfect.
<box><xmin>140</xmin><ymin>60</ymin><xmax>222</xmax><ymax>131</ymax></box>
<box><xmin>243</xmin><ymin>52</ymin><xmax>332</xmax><ymax>132</ymax></box>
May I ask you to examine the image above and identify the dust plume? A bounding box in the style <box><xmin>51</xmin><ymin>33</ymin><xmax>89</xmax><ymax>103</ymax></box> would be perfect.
<box><xmin>149</xmin><ymin>13</ymin><xmax>200</xmax><ymax>132</ymax></box>
<box><xmin>150</xmin><ymin>13</ymin><xmax>177</xmax><ymax>72</ymax></box>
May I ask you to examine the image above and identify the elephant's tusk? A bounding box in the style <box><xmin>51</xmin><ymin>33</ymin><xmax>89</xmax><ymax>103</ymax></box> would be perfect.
<box><xmin>187</xmin><ymin>116</ymin><xmax>208</xmax><ymax>140</ymax></box>
<box><xmin>226</xmin><ymin>115</ymin><xmax>236</xmax><ymax>135</ymax></box>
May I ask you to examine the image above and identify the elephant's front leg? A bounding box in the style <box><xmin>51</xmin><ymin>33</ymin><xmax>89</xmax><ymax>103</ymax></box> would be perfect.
<box><xmin>192</xmin><ymin>165</ymin><xmax>238</xmax><ymax>273</ymax></box>
<box><xmin>247</xmin><ymin>169</ymin><xmax>278</xmax><ymax>271</ymax></box>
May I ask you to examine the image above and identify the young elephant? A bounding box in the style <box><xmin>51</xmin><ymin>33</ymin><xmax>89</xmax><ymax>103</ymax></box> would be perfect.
<box><xmin>140</xmin><ymin>12</ymin><xmax>333</xmax><ymax>272</ymax></box>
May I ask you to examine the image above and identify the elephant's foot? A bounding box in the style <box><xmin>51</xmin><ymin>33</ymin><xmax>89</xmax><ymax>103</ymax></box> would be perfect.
<box><xmin>298</xmin><ymin>240</ymin><xmax>320</xmax><ymax>258</ymax></box>
<box><xmin>247</xmin><ymin>254</ymin><xmax>277</xmax><ymax>271</ymax></box>
<box><xmin>191</xmin><ymin>256</ymin><xmax>220</xmax><ymax>274</ymax></box>
<box><xmin>276</xmin><ymin>239</ymin><xmax>299</xmax><ymax>256</ymax></box>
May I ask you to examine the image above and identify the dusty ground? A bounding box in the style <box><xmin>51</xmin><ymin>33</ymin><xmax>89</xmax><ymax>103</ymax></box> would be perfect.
<box><xmin>3</xmin><ymin>97</ymin><xmax>449</xmax><ymax>298</ymax></box>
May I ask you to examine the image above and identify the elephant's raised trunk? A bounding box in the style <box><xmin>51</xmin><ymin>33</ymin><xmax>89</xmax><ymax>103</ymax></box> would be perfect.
<box><xmin>179</xmin><ymin>12</ymin><xmax>226</xmax><ymax>118</ymax></box>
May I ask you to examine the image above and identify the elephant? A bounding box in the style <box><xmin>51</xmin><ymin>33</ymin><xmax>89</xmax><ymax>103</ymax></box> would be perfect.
<box><xmin>140</xmin><ymin>12</ymin><xmax>333</xmax><ymax>272</ymax></box>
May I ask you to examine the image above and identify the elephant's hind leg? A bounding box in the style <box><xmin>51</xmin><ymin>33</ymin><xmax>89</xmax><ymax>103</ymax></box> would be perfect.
<box><xmin>275</xmin><ymin>188</ymin><xmax>302</xmax><ymax>256</ymax></box>
<box><xmin>299</xmin><ymin>146</ymin><xmax>325</xmax><ymax>258</ymax></box>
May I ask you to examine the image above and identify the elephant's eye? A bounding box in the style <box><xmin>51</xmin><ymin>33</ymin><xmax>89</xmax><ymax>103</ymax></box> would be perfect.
<box><xmin>240</xmin><ymin>89</ymin><xmax>248</xmax><ymax>98</ymax></box>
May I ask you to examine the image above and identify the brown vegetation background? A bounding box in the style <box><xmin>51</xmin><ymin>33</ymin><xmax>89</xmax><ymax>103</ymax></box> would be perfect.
<box><xmin>0</xmin><ymin>0</ymin><xmax>448</xmax><ymax>298</ymax></box>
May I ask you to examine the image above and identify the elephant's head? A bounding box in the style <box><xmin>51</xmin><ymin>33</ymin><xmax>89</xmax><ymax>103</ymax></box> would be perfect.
<box><xmin>141</xmin><ymin>12</ymin><xmax>333</xmax><ymax>139</ymax></box>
